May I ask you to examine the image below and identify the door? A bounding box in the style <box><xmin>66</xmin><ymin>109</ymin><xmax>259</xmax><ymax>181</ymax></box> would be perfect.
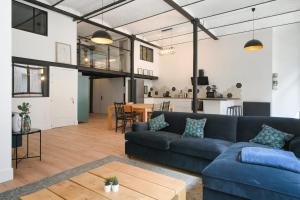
<box><xmin>78</xmin><ymin>74</ymin><xmax>90</xmax><ymax>123</ymax></box>
<box><xmin>50</xmin><ymin>67</ymin><xmax>78</xmax><ymax>128</ymax></box>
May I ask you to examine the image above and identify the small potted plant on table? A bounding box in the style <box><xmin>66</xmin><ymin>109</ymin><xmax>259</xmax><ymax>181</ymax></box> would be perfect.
<box><xmin>111</xmin><ymin>176</ymin><xmax>119</xmax><ymax>192</ymax></box>
<box><xmin>104</xmin><ymin>177</ymin><xmax>112</xmax><ymax>192</ymax></box>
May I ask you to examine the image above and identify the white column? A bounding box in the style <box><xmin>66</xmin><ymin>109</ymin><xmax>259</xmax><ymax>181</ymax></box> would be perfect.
<box><xmin>0</xmin><ymin>0</ymin><xmax>13</xmax><ymax>182</ymax></box>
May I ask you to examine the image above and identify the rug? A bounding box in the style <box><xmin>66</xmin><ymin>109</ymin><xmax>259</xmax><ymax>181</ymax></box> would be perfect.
<box><xmin>0</xmin><ymin>155</ymin><xmax>203</xmax><ymax>200</ymax></box>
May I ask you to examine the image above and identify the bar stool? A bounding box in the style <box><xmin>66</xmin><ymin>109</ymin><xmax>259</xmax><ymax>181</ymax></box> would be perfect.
<box><xmin>227</xmin><ymin>106</ymin><xmax>243</xmax><ymax>116</ymax></box>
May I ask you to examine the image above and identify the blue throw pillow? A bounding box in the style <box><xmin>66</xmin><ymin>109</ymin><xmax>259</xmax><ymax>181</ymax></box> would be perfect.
<box><xmin>149</xmin><ymin>114</ymin><xmax>169</xmax><ymax>131</ymax></box>
<box><xmin>250</xmin><ymin>124</ymin><xmax>294</xmax><ymax>149</ymax></box>
<box><xmin>182</xmin><ymin>118</ymin><xmax>207</xmax><ymax>138</ymax></box>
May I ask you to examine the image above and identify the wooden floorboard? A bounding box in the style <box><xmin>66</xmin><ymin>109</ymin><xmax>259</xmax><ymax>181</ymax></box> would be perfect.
<box><xmin>0</xmin><ymin>114</ymin><xmax>125</xmax><ymax>192</ymax></box>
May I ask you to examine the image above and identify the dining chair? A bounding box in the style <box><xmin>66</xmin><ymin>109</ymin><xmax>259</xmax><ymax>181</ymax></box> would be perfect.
<box><xmin>162</xmin><ymin>101</ymin><xmax>171</xmax><ymax>112</ymax></box>
<box><xmin>148</xmin><ymin>103</ymin><xmax>162</xmax><ymax>119</ymax></box>
<box><xmin>114</xmin><ymin>102</ymin><xmax>130</xmax><ymax>133</ymax></box>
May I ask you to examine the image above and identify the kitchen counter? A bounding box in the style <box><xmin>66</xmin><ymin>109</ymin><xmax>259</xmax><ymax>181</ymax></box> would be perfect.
<box><xmin>144</xmin><ymin>97</ymin><xmax>241</xmax><ymax>114</ymax></box>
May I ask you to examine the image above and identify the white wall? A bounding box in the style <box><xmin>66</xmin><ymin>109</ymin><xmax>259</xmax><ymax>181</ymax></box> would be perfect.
<box><xmin>12</xmin><ymin>0</ymin><xmax>78</xmax><ymax>130</ymax></box>
<box><xmin>155</xmin><ymin>29</ymin><xmax>273</xmax><ymax>102</ymax></box>
<box><xmin>93</xmin><ymin>78</ymin><xmax>124</xmax><ymax>114</ymax></box>
<box><xmin>272</xmin><ymin>23</ymin><xmax>300</xmax><ymax>118</ymax></box>
<box><xmin>12</xmin><ymin>0</ymin><xmax>77</xmax><ymax>64</ymax></box>
<box><xmin>0</xmin><ymin>0</ymin><xmax>13</xmax><ymax>183</ymax></box>
<box><xmin>134</xmin><ymin>40</ymin><xmax>160</xmax><ymax>77</ymax></box>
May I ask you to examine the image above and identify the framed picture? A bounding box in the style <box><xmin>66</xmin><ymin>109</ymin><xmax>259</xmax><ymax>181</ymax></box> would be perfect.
<box><xmin>137</xmin><ymin>68</ymin><xmax>143</xmax><ymax>74</ymax></box>
<box><xmin>143</xmin><ymin>69</ymin><xmax>148</xmax><ymax>75</ymax></box>
<box><xmin>56</xmin><ymin>42</ymin><xmax>71</xmax><ymax>64</ymax></box>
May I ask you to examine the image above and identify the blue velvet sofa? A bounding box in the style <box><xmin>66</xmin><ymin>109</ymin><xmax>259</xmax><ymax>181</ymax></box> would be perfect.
<box><xmin>125</xmin><ymin>111</ymin><xmax>300</xmax><ymax>200</ymax></box>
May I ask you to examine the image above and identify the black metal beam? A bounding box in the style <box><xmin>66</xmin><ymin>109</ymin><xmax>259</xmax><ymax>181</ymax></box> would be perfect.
<box><xmin>192</xmin><ymin>19</ymin><xmax>198</xmax><ymax>113</ymax></box>
<box><xmin>81</xmin><ymin>0</ymin><xmax>126</xmax><ymax>19</ymax></box>
<box><xmin>149</xmin><ymin>8</ymin><xmax>300</xmax><ymax>43</ymax></box>
<box><xmin>130</xmin><ymin>35</ymin><xmax>135</xmax><ymax>102</ymax></box>
<box><xmin>163</xmin><ymin>0</ymin><xmax>218</xmax><ymax>40</ymax></box>
<box><xmin>136</xmin><ymin>0</ymin><xmax>276</xmax><ymax>36</ymax></box>
<box><xmin>22</xmin><ymin>0</ymin><xmax>161</xmax><ymax>49</ymax></box>
<box><xmin>52</xmin><ymin>0</ymin><xmax>64</xmax><ymax>7</ymax></box>
<box><xmin>86</xmin><ymin>0</ymin><xmax>135</xmax><ymax>20</ymax></box>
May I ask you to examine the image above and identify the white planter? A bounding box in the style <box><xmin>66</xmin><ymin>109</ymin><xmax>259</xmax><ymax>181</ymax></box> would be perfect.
<box><xmin>104</xmin><ymin>185</ymin><xmax>111</xmax><ymax>193</ymax></box>
<box><xmin>112</xmin><ymin>184</ymin><xmax>119</xmax><ymax>192</ymax></box>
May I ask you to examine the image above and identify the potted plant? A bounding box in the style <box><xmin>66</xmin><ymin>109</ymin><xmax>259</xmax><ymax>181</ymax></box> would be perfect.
<box><xmin>111</xmin><ymin>176</ymin><xmax>119</xmax><ymax>192</ymax></box>
<box><xmin>104</xmin><ymin>177</ymin><xmax>112</xmax><ymax>192</ymax></box>
<box><xmin>18</xmin><ymin>102</ymin><xmax>31</xmax><ymax>132</ymax></box>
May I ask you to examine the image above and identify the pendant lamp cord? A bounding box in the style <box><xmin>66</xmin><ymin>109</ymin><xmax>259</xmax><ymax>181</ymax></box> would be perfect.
<box><xmin>252</xmin><ymin>7</ymin><xmax>255</xmax><ymax>39</ymax></box>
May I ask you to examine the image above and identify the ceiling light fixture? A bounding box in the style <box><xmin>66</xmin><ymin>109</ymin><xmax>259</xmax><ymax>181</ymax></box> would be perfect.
<box><xmin>244</xmin><ymin>8</ymin><xmax>263</xmax><ymax>51</ymax></box>
<box><xmin>91</xmin><ymin>0</ymin><xmax>113</xmax><ymax>45</ymax></box>
<box><xmin>160</xmin><ymin>28</ymin><xmax>176</xmax><ymax>55</ymax></box>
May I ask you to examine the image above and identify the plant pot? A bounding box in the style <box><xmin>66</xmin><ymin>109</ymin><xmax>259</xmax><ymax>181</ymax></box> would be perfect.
<box><xmin>104</xmin><ymin>185</ymin><xmax>111</xmax><ymax>193</ymax></box>
<box><xmin>112</xmin><ymin>184</ymin><xmax>119</xmax><ymax>192</ymax></box>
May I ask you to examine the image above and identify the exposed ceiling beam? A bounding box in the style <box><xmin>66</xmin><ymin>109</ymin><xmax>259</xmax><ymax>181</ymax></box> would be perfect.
<box><xmin>113</xmin><ymin>0</ymin><xmax>205</xmax><ymax>28</ymax></box>
<box><xmin>163</xmin><ymin>20</ymin><xmax>300</xmax><ymax>47</ymax></box>
<box><xmin>136</xmin><ymin>0</ymin><xmax>276</xmax><ymax>36</ymax></box>
<box><xmin>149</xmin><ymin>8</ymin><xmax>300</xmax><ymax>42</ymax></box>
<box><xmin>81</xmin><ymin>0</ymin><xmax>126</xmax><ymax>19</ymax></box>
<box><xmin>163</xmin><ymin>0</ymin><xmax>218</xmax><ymax>40</ymax></box>
<box><xmin>21</xmin><ymin>0</ymin><xmax>161</xmax><ymax>49</ymax></box>
<box><xmin>86</xmin><ymin>0</ymin><xmax>135</xmax><ymax>20</ymax></box>
<box><xmin>52</xmin><ymin>0</ymin><xmax>64</xmax><ymax>7</ymax></box>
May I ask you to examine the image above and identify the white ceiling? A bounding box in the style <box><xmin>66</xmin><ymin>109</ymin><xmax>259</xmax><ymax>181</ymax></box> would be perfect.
<box><xmin>46</xmin><ymin>0</ymin><xmax>300</xmax><ymax>47</ymax></box>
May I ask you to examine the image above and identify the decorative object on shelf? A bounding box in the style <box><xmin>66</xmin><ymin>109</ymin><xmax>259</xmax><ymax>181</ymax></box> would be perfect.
<box><xmin>91</xmin><ymin>0</ymin><xmax>113</xmax><ymax>44</ymax></box>
<box><xmin>227</xmin><ymin>93</ymin><xmax>233</xmax><ymax>98</ymax></box>
<box><xmin>137</xmin><ymin>68</ymin><xmax>143</xmax><ymax>74</ymax></box>
<box><xmin>211</xmin><ymin>85</ymin><xmax>217</xmax><ymax>92</ymax></box>
<box><xmin>188</xmin><ymin>89</ymin><xmax>192</xmax><ymax>93</ymax></box>
<box><xmin>17</xmin><ymin>102</ymin><xmax>31</xmax><ymax>132</ymax></box>
<box><xmin>144</xmin><ymin>86</ymin><xmax>148</xmax><ymax>94</ymax></box>
<box><xmin>206</xmin><ymin>86</ymin><xmax>211</xmax><ymax>92</ymax></box>
<box><xmin>171</xmin><ymin>87</ymin><xmax>176</xmax><ymax>91</ymax></box>
<box><xmin>143</xmin><ymin>69</ymin><xmax>148</xmax><ymax>75</ymax></box>
<box><xmin>150</xmin><ymin>87</ymin><xmax>154</xmax><ymax>91</ymax></box>
<box><xmin>164</xmin><ymin>91</ymin><xmax>170</xmax><ymax>97</ymax></box>
<box><xmin>104</xmin><ymin>177</ymin><xmax>112</xmax><ymax>193</ymax></box>
<box><xmin>272</xmin><ymin>73</ymin><xmax>278</xmax><ymax>90</ymax></box>
<box><xmin>155</xmin><ymin>91</ymin><xmax>159</xmax><ymax>95</ymax></box>
<box><xmin>56</xmin><ymin>42</ymin><xmax>71</xmax><ymax>64</ymax></box>
<box><xmin>236</xmin><ymin>83</ymin><xmax>242</xmax><ymax>88</ymax></box>
<box><xmin>244</xmin><ymin>8</ymin><xmax>263</xmax><ymax>51</ymax></box>
<box><xmin>148</xmin><ymin>92</ymin><xmax>152</xmax><ymax>97</ymax></box>
<box><xmin>111</xmin><ymin>176</ymin><xmax>119</xmax><ymax>192</ymax></box>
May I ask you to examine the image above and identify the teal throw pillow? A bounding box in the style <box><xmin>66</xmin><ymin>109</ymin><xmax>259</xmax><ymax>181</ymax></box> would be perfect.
<box><xmin>250</xmin><ymin>124</ymin><xmax>294</xmax><ymax>149</ymax></box>
<box><xmin>182</xmin><ymin>118</ymin><xmax>207</xmax><ymax>138</ymax></box>
<box><xmin>149</xmin><ymin>114</ymin><xmax>169</xmax><ymax>131</ymax></box>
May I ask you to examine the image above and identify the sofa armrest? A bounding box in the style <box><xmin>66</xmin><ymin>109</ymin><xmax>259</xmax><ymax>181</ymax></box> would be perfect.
<box><xmin>289</xmin><ymin>136</ymin><xmax>300</xmax><ymax>158</ymax></box>
<box><xmin>132</xmin><ymin>122</ymin><xmax>149</xmax><ymax>132</ymax></box>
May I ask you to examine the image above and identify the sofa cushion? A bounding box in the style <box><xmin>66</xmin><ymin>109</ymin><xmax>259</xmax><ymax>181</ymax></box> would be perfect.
<box><xmin>202</xmin><ymin>142</ymin><xmax>300</xmax><ymax>200</ymax></box>
<box><xmin>170</xmin><ymin>138</ymin><xmax>233</xmax><ymax>160</ymax></box>
<box><xmin>125</xmin><ymin>131</ymin><xmax>180</xmax><ymax>150</ymax></box>
<box><xmin>249</xmin><ymin>124</ymin><xmax>294</xmax><ymax>149</ymax></box>
<box><xmin>151</xmin><ymin>111</ymin><xmax>238</xmax><ymax>142</ymax></box>
<box><xmin>237</xmin><ymin>116</ymin><xmax>300</xmax><ymax>142</ymax></box>
<box><xmin>149</xmin><ymin>114</ymin><xmax>169</xmax><ymax>131</ymax></box>
<box><xmin>182</xmin><ymin>118</ymin><xmax>206</xmax><ymax>138</ymax></box>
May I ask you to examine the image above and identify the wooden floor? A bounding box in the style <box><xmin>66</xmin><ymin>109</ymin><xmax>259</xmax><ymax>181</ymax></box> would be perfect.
<box><xmin>0</xmin><ymin>114</ymin><xmax>125</xmax><ymax>193</ymax></box>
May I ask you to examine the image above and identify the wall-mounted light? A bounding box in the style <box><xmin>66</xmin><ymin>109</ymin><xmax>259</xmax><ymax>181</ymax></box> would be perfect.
<box><xmin>41</xmin><ymin>76</ymin><xmax>45</xmax><ymax>81</ymax></box>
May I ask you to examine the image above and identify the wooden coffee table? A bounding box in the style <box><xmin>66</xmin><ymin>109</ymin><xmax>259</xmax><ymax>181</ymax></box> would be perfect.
<box><xmin>20</xmin><ymin>161</ymin><xmax>186</xmax><ymax>200</ymax></box>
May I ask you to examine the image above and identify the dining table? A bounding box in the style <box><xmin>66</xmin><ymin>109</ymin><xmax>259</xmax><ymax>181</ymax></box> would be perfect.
<box><xmin>107</xmin><ymin>103</ymin><xmax>173</xmax><ymax>130</ymax></box>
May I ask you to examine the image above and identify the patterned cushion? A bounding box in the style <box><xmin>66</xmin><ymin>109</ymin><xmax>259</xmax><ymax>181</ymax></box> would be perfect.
<box><xmin>250</xmin><ymin>124</ymin><xmax>294</xmax><ymax>149</ymax></box>
<box><xmin>149</xmin><ymin>114</ymin><xmax>169</xmax><ymax>131</ymax></box>
<box><xmin>182</xmin><ymin>118</ymin><xmax>207</xmax><ymax>138</ymax></box>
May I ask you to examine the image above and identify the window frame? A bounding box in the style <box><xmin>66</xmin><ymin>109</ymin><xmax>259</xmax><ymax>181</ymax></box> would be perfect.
<box><xmin>140</xmin><ymin>45</ymin><xmax>154</xmax><ymax>63</ymax></box>
<box><xmin>12</xmin><ymin>63</ymin><xmax>50</xmax><ymax>98</ymax></box>
<box><xmin>12</xmin><ymin>0</ymin><xmax>48</xmax><ymax>36</ymax></box>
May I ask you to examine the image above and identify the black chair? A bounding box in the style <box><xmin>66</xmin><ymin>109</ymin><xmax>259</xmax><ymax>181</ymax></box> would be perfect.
<box><xmin>227</xmin><ymin>106</ymin><xmax>243</xmax><ymax>116</ymax></box>
<box><xmin>114</xmin><ymin>102</ymin><xmax>137</xmax><ymax>133</ymax></box>
<box><xmin>162</xmin><ymin>101</ymin><xmax>170</xmax><ymax>112</ymax></box>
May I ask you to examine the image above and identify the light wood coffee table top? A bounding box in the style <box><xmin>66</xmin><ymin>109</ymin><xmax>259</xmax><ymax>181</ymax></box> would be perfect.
<box><xmin>20</xmin><ymin>161</ymin><xmax>186</xmax><ymax>200</ymax></box>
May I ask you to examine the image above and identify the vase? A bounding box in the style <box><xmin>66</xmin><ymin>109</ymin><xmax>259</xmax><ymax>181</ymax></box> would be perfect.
<box><xmin>22</xmin><ymin>116</ymin><xmax>31</xmax><ymax>132</ymax></box>
<box><xmin>112</xmin><ymin>184</ymin><xmax>119</xmax><ymax>192</ymax></box>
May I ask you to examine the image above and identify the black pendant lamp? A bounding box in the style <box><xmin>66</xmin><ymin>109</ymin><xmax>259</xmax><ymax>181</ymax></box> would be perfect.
<box><xmin>244</xmin><ymin>8</ymin><xmax>263</xmax><ymax>51</ymax></box>
<box><xmin>91</xmin><ymin>0</ymin><xmax>113</xmax><ymax>45</ymax></box>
